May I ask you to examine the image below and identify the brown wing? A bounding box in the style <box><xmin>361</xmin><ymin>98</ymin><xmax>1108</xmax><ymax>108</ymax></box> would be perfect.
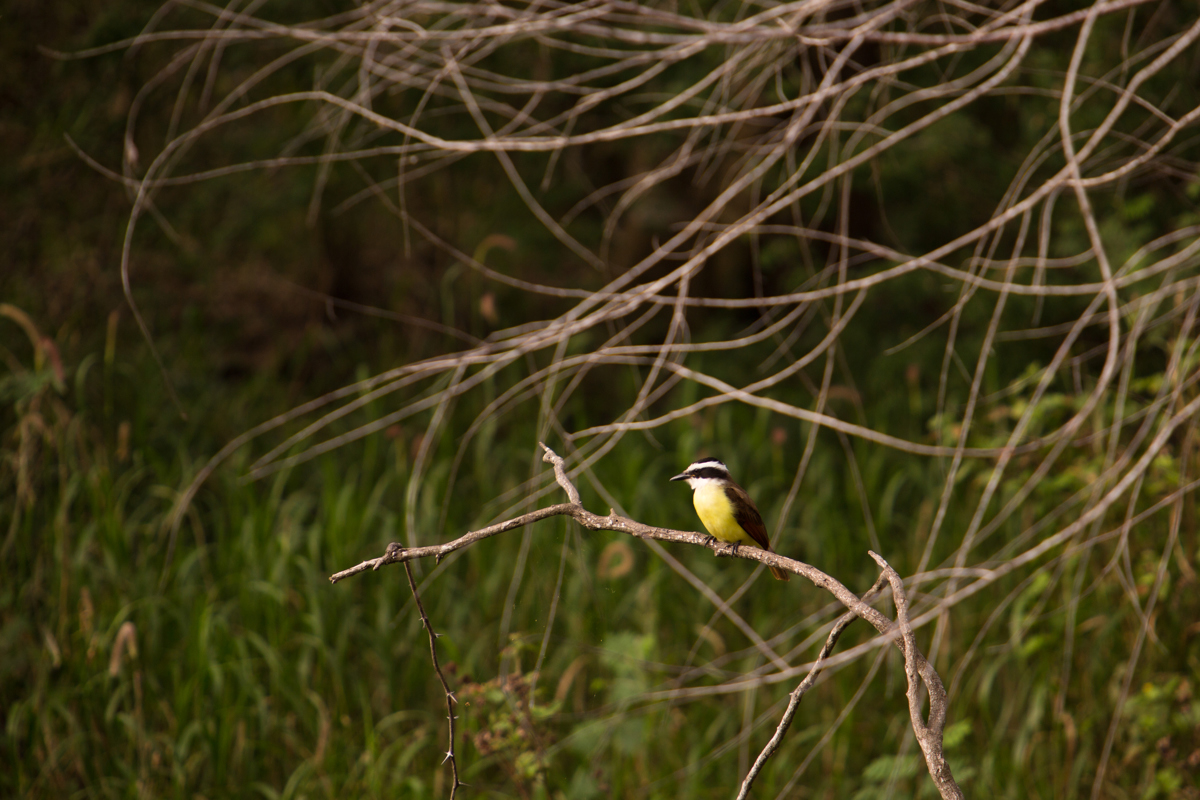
<box><xmin>727</xmin><ymin>484</ymin><xmax>772</xmax><ymax>550</ymax></box>
<box><xmin>727</xmin><ymin>483</ymin><xmax>791</xmax><ymax>582</ymax></box>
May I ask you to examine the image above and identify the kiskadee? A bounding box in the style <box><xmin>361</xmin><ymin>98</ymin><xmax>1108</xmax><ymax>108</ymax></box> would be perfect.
<box><xmin>670</xmin><ymin>458</ymin><xmax>790</xmax><ymax>581</ymax></box>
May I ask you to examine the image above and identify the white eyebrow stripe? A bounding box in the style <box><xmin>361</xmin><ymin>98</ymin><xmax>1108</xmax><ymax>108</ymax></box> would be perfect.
<box><xmin>687</xmin><ymin>458</ymin><xmax>728</xmax><ymax>474</ymax></box>
<box><xmin>686</xmin><ymin>460</ymin><xmax>729</xmax><ymax>479</ymax></box>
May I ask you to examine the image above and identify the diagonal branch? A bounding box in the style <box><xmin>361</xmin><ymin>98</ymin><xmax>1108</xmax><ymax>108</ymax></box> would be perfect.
<box><xmin>330</xmin><ymin>444</ymin><xmax>964</xmax><ymax>798</ymax></box>
<box><xmin>736</xmin><ymin>573</ymin><xmax>889</xmax><ymax>800</ymax></box>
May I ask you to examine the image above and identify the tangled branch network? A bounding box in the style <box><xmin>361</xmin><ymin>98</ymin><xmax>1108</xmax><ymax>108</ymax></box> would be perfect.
<box><xmin>76</xmin><ymin>0</ymin><xmax>1200</xmax><ymax>791</ymax></box>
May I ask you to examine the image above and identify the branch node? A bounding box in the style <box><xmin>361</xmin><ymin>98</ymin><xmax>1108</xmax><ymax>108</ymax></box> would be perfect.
<box><xmin>332</xmin><ymin>445</ymin><xmax>961</xmax><ymax>799</ymax></box>
<box><xmin>383</xmin><ymin>542</ymin><xmax>405</xmax><ymax>563</ymax></box>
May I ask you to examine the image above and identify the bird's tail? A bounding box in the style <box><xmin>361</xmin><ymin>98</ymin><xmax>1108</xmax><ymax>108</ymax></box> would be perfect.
<box><xmin>769</xmin><ymin>564</ymin><xmax>790</xmax><ymax>581</ymax></box>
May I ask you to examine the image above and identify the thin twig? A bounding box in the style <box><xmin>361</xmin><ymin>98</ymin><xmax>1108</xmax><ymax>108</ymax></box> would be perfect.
<box><xmin>97</xmin><ymin>2</ymin><xmax>1200</xmax><ymax>794</ymax></box>
<box><xmin>736</xmin><ymin>572</ymin><xmax>889</xmax><ymax>799</ymax></box>
<box><xmin>332</xmin><ymin>445</ymin><xmax>965</xmax><ymax>799</ymax></box>
<box><xmin>539</xmin><ymin>441</ymin><xmax>581</xmax><ymax>505</ymax></box>
<box><xmin>402</xmin><ymin>561</ymin><xmax>463</xmax><ymax>798</ymax></box>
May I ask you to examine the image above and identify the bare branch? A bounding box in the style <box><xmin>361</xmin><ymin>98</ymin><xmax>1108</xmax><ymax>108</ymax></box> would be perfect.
<box><xmin>869</xmin><ymin>552</ymin><xmax>963</xmax><ymax>800</ymax></box>
<box><xmin>331</xmin><ymin>446</ymin><xmax>965</xmax><ymax>798</ymax></box>
<box><xmin>736</xmin><ymin>573</ymin><xmax>889</xmax><ymax>800</ymax></box>
<box><xmin>539</xmin><ymin>441</ymin><xmax>580</xmax><ymax>505</ymax></box>
<box><xmin>402</xmin><ymin>561</ymin><xmax>463</xmax><ymax>798</ymax></box>
<box><xmin>91</xmin><ymin>0</ymin><xmax>1200</xmax><ymax>793</ymax></box>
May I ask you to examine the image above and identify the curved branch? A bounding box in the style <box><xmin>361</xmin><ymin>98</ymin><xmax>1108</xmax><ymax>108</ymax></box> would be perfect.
<box><xmin>329</xmin><ymin>445</ymin><xmax>964</xmax><ymax>799</ymax></box>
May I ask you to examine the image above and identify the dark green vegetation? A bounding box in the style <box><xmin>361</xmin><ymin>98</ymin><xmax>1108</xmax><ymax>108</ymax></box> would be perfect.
<box><xmin>5</xmin><ymin>1</ymin><xmax>1200</xmax><ymax>799</ymax></box>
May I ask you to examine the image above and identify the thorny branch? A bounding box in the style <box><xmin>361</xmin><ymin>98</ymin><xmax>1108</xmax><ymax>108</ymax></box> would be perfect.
<box><xmin>332</xmin><ymin>445</ymin><xmax>966</xmax><ymax>799</ymax></box>
<box><xmin>401</xmin><ymin>562</ymin><xmax>463</xmax><ymax>798</ymax></box>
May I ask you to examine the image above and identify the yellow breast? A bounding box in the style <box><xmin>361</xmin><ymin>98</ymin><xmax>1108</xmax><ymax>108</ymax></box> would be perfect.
<box><xmin>692</xmin><ymin>482</ymin><xmax>758</xmax><ymax>547</ymax></box>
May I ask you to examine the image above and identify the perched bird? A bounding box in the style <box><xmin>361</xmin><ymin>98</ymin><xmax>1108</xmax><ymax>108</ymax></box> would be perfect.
<box><xmin>670</xmin><ymin>457</ymin><xmax>790</xmax><ymax>581</ymax></box>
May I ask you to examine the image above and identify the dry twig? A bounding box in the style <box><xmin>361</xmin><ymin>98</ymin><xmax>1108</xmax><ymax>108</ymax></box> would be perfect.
<box><xmin>79</xmin><ymin>0</ymin><xmax>1200</xmax><ymax>792</ymax></box>
<box><xmin>332</xmin><ymin>444</ymin><xmax>965</xmax><ymax>798</ymax></box>
<box><xmin>401</xmin><ymin>562</ymin><xmax>464</xmax><ymax>797</ymax></box>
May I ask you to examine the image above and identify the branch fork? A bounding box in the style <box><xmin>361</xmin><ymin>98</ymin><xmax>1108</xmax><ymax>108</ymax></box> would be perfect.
<box><xmin>330</xmin><ymin>444</ymin><xmax>962</xmax><ymax>799</ymax></box>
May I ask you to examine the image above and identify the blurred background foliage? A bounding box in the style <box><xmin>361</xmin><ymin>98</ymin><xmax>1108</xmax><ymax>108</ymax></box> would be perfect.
<box><xmin>4</xmin><ymin>0</ymin><xmax>1200</xmax><ymax>798</ymax></box>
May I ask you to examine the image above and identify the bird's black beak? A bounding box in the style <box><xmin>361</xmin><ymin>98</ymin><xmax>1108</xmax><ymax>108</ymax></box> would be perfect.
<box><xmin>669</xmin><ymin>472</ymin><xmax>689</xmax><ymax>482</ymax></box>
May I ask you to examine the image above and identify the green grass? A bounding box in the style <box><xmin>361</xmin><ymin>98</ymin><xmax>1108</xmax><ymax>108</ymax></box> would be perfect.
<box><xmin>6</xmin><ymin>0</ymin><xmax>1200</xmax><ymax>794</ymax></box>
<box><xmin>3</xmin><ymin>300</ymin><xmax>1198</xmax><ymax>800</ymax></box>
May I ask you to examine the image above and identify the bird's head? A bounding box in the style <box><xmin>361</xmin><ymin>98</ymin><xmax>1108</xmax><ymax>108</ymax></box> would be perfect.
<box><xmin>670</xmin><ymin>457</ymin><xmax>730</xmax><ymax>489</ymax></box>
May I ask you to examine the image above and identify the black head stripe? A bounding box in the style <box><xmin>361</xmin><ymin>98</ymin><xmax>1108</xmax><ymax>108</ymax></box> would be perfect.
<box><xmin>692</xmin><ymin>466</ymin><xmax>729</xmax><ymax>480</ymax></box>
